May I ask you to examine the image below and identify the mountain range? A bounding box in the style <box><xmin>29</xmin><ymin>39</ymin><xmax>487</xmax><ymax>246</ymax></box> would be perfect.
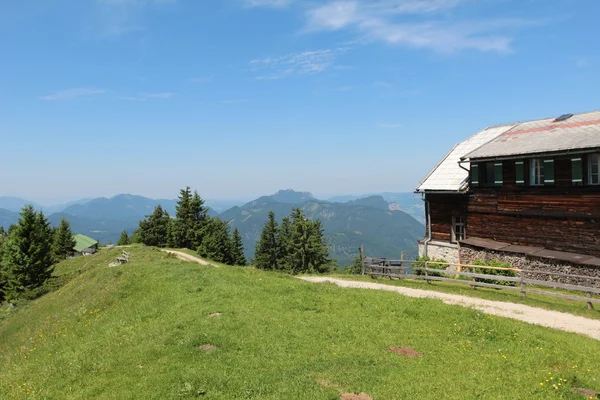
<box><xmin>0</xmin><ymin>190</ymin><xmax>425</xmax><ymax>265</ymax></box>
<box><xmin>220</xmin><ymin>191</ymin><xmax>424</xmax><ymax>266</ymax></box>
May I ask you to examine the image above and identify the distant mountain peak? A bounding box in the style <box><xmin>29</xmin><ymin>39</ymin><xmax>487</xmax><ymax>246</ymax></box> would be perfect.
<box><xmin>270</xmin><ymin>189</ymin><xmax>314</xmax><ymax>204</ymax></box>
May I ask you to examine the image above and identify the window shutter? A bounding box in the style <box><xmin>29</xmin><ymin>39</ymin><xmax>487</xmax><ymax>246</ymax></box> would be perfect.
<box><xmin>494</xmin><ymin>162</ymin><xmax>503</xmax><ymax>186</ymax></box>
<box><xmin>470</xmin><ymin>163</ymin><xmax>479</xmax><ymax>186</ymax></box>
<box><xmin>571</xmin><ymin>157</ymin><xmax>583</xmax><ymax>185</ymax></box>
<box><xmin>515</xmin><ymin>161</ymin><xmax>525</xmax><ymax>186</ymax></box>
<box><xmin>544</xmin><ymin>158</ymin><xmax>555</xmax><ymax>185</ymax></box>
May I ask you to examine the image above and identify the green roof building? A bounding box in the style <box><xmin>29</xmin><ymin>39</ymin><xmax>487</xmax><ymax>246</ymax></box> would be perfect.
<box><xmin>74</xmin><ymin>234</ymin><xmax>99</xmax><ymax>255</ymax></box>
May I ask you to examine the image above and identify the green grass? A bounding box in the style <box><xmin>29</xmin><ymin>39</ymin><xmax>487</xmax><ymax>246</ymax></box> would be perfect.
<box><xmin>329</xmin><ymin>273</ymin><xmax>600</xmax><ymax>321</ymax></box>
<box><xmin>1</xmin><ymin>245</ymin><xmax>599</xmax><ymax>399</ymax></box>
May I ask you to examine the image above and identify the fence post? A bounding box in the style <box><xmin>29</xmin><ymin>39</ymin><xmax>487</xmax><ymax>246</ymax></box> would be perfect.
<box><xmin>425</xmin><ymin>261</ymin><xmax>430</xmax><ymax>284</ymax></box>
<box><xmin>586</xmin><ymin>292</ymin><xmax>594</xmax><ymax>310</ymax></box>
<box><xmin>520</xmin><ymin>270</ymin><xmax>527</xmax><ymax>297</ymax></box>
<box><xmin>400</xmin><ymin>251</ymin><xmax>405</xmax><ymax>278</ymax></box>
<box><xmin>360</xmin><ymin>245</ymin><xmax>365</xmax><ymax>276</ymax></box>
<box><xmin>471</xmin><ymin>266</ymin><xmax>477</xmax><ymax>290</ymax></box>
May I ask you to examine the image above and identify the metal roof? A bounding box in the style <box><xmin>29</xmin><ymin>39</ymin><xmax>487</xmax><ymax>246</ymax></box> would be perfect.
<box><xmin>74</xmin><ymin>234</ymin><xmax>99</xmax><ymax>252</ymax></box>
<box><xmin>415</xmin><ymin>124</ymin><xmax>516</xmax><ymax>192</ymax></box>
<box><xmin>463</xmin><ymin>110</ymin><xmax>600</xmax><ymax>160</ymax></box>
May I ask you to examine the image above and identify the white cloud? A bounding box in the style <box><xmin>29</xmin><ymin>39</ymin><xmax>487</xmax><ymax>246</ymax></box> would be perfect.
<box><xmin>250</xmin><ymin>48</ymin><xmax>348</xmax><ymax>79</ymax></box>
<box><xmin>303</xmin><ymin>1</ymin><xmax>529</xmax><ymax>53</ymax></box>
<box><xmin>120</xmin><ymin>92</ymin><xmax>174</xmax><ymax>100</ymax></box>
<box><xmin>241</xmin><ymin>0</ymin><xmax>536</xmax><ymax>54</ymax></box>
<box><xmin>576</xmin><ymin>58</ymin><xmax>590</xmax><ymax>68</ymax></box>
<box><xmin>41</xmin><ymin>88</ymin><xmax>106</xmax><ymax>101</ymax></box>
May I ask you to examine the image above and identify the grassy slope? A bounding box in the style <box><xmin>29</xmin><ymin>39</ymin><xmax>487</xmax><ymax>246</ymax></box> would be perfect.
<box><xmin>331</xmin><ymin>274</ymin><xmax>600</xmax><ymax>321</ymax></box>
<box><xmin>0</xmin><ymin>246</ymin><xmax>599</xmax><ymax>399</ymax></box>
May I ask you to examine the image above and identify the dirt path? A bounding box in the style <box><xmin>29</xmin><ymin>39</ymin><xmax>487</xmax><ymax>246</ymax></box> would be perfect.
<box><xmin>162</xmin><ymin>250</ymin><xmax>211</xmax><ymax>266</ymax></box>
<box><xmin>299</xmin><ymin>277</ymin><xmax>600</xmax><ymax>341</ymax></box>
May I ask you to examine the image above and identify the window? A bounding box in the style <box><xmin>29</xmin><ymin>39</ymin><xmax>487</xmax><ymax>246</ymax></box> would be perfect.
<box><xmin>590</xmin><ymin>153</ymin><xmax>599</xmax><ymax>185</ymax></box>
<box><xmin>571</xmin><ymin>157</ymin><xmax>583</xmax><ymax>185</ymax></box>
<box><xmin>451</xmin><ymin>216</ymin><xmax>466</xmax><ymax>243</ymax></box>
<box><xmin>529</xmin><ymin>158</ymin><xmax>544</xmax><ymax>185</ymax></box>
<box><xmin>515</xmin><ymin>161</ymin><xmax>525</xmax><ymax>185</ymax></box>
<box><xmin>529</xmin><ymin>158</ymin><xmax>554</xmax><ymax>186</ymax></box>
<box><xmin>484</xmin><ymin>162</ymin><xmax>495</xmax><ymax>186</ymax></box>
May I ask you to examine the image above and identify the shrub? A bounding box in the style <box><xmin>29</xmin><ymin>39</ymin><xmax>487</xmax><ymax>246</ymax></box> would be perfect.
<box><xmin>471</xmin><ymin>258</ymin><xmax>517</xmax><ymax>286</ymax></box>
<box><xmin>413</xmin><ymin>256</ymin><xmax>448</xmax><ymax>277</ymax></box>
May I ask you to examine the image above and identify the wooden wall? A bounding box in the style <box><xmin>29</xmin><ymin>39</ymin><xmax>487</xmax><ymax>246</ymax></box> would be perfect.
<box><xmin>426</xmin><ymin>194</ymin><xmax>468</xmax><ymax>242</ymax></box>
<box><xmin>468</xmin><ymin>155</ymin><xmax>600</xmax><ymax>257</ymax></box>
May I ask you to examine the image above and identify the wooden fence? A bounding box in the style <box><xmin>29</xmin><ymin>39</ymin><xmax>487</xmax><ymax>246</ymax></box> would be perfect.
<box><xmin>363</xmin><ymin>256</ymin><xmax>600</xmax><ymax>310</ymax></box>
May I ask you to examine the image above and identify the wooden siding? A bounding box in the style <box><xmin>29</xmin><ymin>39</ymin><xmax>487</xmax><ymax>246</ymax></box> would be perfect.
<box><xmin>467</xmin><ymin>154</ymin><xmax>600</xmax><ymax>257</ymax></box>
<box><xmin>426</xmin><ymin>194</ymin><xmax>468</xmax><ymax>242</ymax></box>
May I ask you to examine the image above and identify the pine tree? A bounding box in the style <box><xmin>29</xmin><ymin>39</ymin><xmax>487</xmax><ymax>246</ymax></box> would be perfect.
<box><xmin>117</xmin><ymin>231</ymin><xmax>131</xmax><ymax>246</ymax></box>
<box><xmin>230</xmin><ymin>228</ymin><xmax>247</xmax><ymax>266</ymax></box>
<box><xmin>0</xmin><ymin>226</ymin><xmax>7</xmax><ymax>303</ymax></box>
<box><xmin>254</xmin><ymin>211</ymin><xmax>279</xmax><ymax>270</ymax></box>
<box><xmin>276</xmin><ymin>216</ymin><xmax>292</xmax><ymax>272</ymax></box>
<box><xmin>170</xmin><ymin>187</ymin><xmax>208</xmax><ymax>249</ymax></box>
<box><xmin>1</xmin><ymin>206</ymin><xmax>55</xmax><ymax>300</ymax></box>
<box><xmin>197</xmin><ymin>218</ymin><xmax>233</xmax><ymax>264</ymax></box>
<box><xmin>52</xmin><ymin>218</ymin><xmax>76</xmax><ymax>260</ymax></box>
<box><xmin>286</xmin><ymin>208</ymin><xmax>331</xmax><ymax>274</ymax></box>
<box><xmin>139</xmin><ymin>205</ymin><xmax>171</xmax><ymax>247</ymax></box>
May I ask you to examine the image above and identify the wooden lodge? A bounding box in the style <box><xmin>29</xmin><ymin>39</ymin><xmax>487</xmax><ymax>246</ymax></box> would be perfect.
<box><xmin>415</xmin><ymin>110</ymin><xmax>600</xmax><ymax>280</ymax></box>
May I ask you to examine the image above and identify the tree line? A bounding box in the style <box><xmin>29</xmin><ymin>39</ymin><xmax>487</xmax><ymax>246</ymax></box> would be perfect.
<box><xmin>128</xmin><ymin>187</ymin><xmax>246</xmax><ymax>266</ymax></box>
<box><xmin>253</xmin><ymin>209</ymin><xmax>332</xmax><ymax>274</ymax></box>
<box><xmin>0</xmin><ymin>206</ymin><xmax>76</xmax><ymax>302</ymax></box>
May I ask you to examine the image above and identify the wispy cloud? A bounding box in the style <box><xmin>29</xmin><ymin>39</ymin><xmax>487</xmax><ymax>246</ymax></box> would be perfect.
<box><xmin>41</xmin><ymin>88</ymin><xmax>106</xmax><ymax>101</ymax></box>
<box><xmin>219</xmin><ymin>99</ymin><xmax>247</xmax><ymax>104</ymax></box>
<box><xmin>248</xmin><ymin>0</ymin><xmax>538</xmax><ymax>54</ymax></box>
<box><xmin>188</xmin><ymin>76</ymin><xmax>214</xmax><ymax>84</ymax></box>
<box><xmin>88</xmin><ymin>0</ymin><xmax>176</xmax><ymax>38</ymax></box>
<box><xmin>244</xmin><ymin>0</ymin><xmax>293</xmax><ymax>8</ymax></box>
<box><xmin>120</xmin><ymin>92</ymin><xmax>174</xmax><ymax>101</ymax></box>
<box><xmin>378</xmin><ymin>123</ymin><xmax>402</xmax><ymax>128</ymax></box>
<box><xmin>576</xmin><ymin>58</ymin><xmax>590</xmax><ymax>68</ymax></box>
<box><xmin>250</xmin><ymin>48</ymin><xmax>348</xmax><ymax>79</ymax></box>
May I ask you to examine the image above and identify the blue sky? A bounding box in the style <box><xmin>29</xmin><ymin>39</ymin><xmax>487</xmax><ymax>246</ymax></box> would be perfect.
<box><xmin>1</xmin><ymin>0</ymin><xmax>598</xmax><ymax>204</ymax></box>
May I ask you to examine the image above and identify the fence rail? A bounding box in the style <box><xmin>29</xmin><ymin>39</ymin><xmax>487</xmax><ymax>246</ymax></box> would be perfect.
<box><xmin>364</xmin><ymin>257</ymin><xmax>600</xmax><ymax>309</ymax></box>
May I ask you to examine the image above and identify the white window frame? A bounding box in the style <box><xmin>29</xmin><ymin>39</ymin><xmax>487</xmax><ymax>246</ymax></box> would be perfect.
<box><xmin>529</xmin><ymin>158</ymin><xmax>544</xmax><ymax>186</ymax></box>
<box><xmin>451</xmin><ymin>216</ymin><xmax>466</xmax><ymax>243</ymax></box>
<box><xmin>589</xmin><ymin>153</ymin><xmax>599</xmax><ymax>185</ymax></box>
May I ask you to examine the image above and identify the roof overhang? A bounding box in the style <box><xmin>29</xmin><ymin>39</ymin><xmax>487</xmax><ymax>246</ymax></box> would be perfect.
<box><xmin>462</xmin><ymin>147</ymin><xmax>600</xmax><ymax>163</ymax></box>
<box><xmin>461</xmin><ymin>237</ymin><xmax>600</xmax><ymax>266</ymax></box>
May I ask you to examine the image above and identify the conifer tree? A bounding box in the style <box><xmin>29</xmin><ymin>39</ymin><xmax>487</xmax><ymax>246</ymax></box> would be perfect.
<box><xmin>1</xmin><ymin>206</ymin><xmax>55</xmax><ymax>300</ymax></box>
<box><xmin>230</xmin><ymin>228</ymin><xmax>247</xmax><ymax>266</ymax></box>
<box><xmin>197</xmin><ymin>218</ymin><xmax>233</xmax><ymax>264</ymax></box>
<box><xmin>276</xmin><ymin>216</ymin><xmax>292</xmax><ymax>272</ymax></box>
<box><xmin>170</xmin><ymin>187</ymin><xmax>208</xmax><ymax>249</ymax></box>
<box><xmin>117</xmin><ymin>231</ymin><xmax>131</xmax><ymax>246</ymax></box>
<box><xmin>286</xmin><ymin>208</ymin><xmax>331</xmax><ymax>274</ymax></box>
<box><xmin>139</xmin><ymin>205</ymin><xmax>171</xmax><ymax>247</ymax></box>
<box><xmin>52</xmin><ymin>218</ymin><xmax>77</xmax><ymax>260</ymax></box>
<box><xmin>254</xmin><ymin>211</ymin><xmax>279</xmax><ymax>270</ymax></box>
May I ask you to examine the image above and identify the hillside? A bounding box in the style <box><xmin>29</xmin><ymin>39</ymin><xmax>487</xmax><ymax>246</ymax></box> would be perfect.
<box><xmin>1</xmin><ymin>246</ymin><xmax>600</xmax><ymax>399</ymax></box>
<box><xmin>0</xmin><ymin>195</ymin><xmax>218</xmax><ymax>245</ymax></box>
<box><xmin>329</xmin><ymin>192</ymin><xmax>425</xmax><ymax>224</ymax></box>
<box><xmin>220</xmin><ymin>191</ymin><xmax>425</xmax><ymax>266</ymax></box>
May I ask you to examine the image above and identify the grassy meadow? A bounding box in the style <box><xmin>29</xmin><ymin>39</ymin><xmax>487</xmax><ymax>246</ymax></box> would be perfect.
<box><xmin>1</xmin><ymin>245</ymin><xmax>599</xmax><ymax>399</ymax></box>
<box><xmin>333</xmin><ymin>274</ymin><xmax>600</xmax><ymax>320</ymax></box>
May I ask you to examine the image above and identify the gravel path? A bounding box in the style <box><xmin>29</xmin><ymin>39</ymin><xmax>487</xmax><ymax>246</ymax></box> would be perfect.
<box><xmin>162</xmin><ymin>250</ymin><xmax>211</xmax><ymax>266</ymax></box>
<box><xmin>300</xmin><ymin>277</ymin><xmax>600</xmax><ymax>341</ymax></box>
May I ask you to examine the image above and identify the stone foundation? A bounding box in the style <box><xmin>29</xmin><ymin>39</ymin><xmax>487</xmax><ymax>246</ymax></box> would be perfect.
<box><xmin>460</xmin><ymin>245</ymin><xmax>600</xmax><ymax>285</ymax></box>
<box><xmin>419</xmin><ymin>240</ymin><xmax>459</xmax><ymax>264</ymax></box>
